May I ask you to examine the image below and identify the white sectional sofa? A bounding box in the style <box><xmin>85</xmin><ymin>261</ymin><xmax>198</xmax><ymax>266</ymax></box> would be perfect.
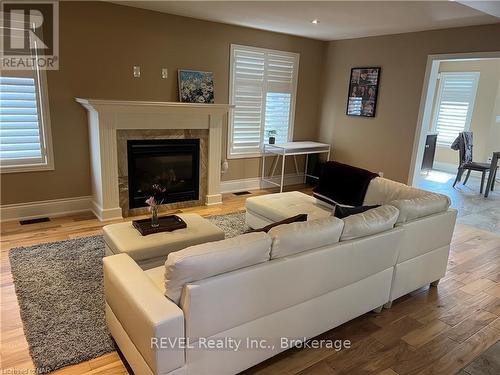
<box><xmin>103</xmin><ymin>177</ymin><xmax>456</xmax><ymax>375</ymax></box>
<box><xmin>104</xmin><ymin>203</ymin><xmax>407</xmax><ymax>375</ymax></box>
<box><xmin>246</xmin><ymin>176</ymin><xmax>457</xmax><ymax>306</ymax></box>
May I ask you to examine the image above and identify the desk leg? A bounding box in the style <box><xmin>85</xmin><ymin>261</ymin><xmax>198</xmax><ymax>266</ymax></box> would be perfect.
<box><xmin>270</xmin><ymin>156</ymin><xmax>279</xmax><ymax>177</ymax></box>
<box><xmin>304</xmin><ymin>154</ymin><xmax>309</xmax><ymax>183</ymax></box>
<box><xmin>280</xmin><ymin>153</ymin><xmax>285</xmax><ymax>193</ymax></box>
<box><xmin>293</xmin><ymin>155</ymin><xmax>299</xmax><ymax>175</ymax></box>
<box><xmin>261</xmin><ymin>151</ymin><xmax>266</xmax><ymax>184</ymax></box>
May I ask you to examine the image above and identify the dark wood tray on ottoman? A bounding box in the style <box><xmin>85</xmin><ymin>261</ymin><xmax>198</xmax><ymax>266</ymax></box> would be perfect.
<box><xmin>132</xmin><ymin>215</ymin><xmax>187</xmax><ymax>236</ymax></box>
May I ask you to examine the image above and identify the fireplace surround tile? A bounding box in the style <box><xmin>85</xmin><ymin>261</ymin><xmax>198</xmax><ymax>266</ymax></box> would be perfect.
<box><xmin>117</xmin><ymin>129</ymin><xmax>208</xmax><ymax>217</ymax></box>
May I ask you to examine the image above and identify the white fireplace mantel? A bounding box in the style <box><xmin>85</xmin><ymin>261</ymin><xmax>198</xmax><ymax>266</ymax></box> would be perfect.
<box><xmin>76</xmin><ymin>98</ymin><xmax>234</xmax><ymax>221</ymax></box>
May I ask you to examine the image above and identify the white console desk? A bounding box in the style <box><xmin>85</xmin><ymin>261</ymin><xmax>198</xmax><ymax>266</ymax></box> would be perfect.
<box><xmin>262</xmin><ymin>141</ymin><xmax>331</xmax><ymax>192</ymax></box>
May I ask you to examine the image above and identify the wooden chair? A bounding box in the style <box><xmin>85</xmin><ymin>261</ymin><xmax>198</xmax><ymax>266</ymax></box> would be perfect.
<box><xmin>451</xmin><ymin>132</ymin><xmax>491</xmax><ymax>193</ymax></box>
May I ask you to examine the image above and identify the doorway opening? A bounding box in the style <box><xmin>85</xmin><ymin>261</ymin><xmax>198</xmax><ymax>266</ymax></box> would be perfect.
<box><xmin>409</xmin><ymin>52</ymin><xmax>500</xmax><ymax>234</ymax></box>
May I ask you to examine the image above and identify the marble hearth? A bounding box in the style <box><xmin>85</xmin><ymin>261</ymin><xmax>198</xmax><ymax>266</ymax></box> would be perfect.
<box><xmin>76</xmin><ymin>99</ymin><xmax>233</xmax><ymax>221</ymax></box>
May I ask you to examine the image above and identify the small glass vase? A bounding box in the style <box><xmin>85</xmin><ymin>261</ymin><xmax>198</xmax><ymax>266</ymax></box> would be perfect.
<box><xmin>151</xmin><ymin>206</ymin><xmax>160</xmax><ymax>228</ymax></box>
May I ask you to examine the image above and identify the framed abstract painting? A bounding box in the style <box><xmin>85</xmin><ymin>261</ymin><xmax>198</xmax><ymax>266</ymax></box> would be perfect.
<box><xmin>178</xmin><ymin>70</ymin><xmax>215</xmax><ymax>104</ymax></box>
<box><xmin>346</xmin><ymin>67</ymin><xmax>381</xmax><ymax>117</ymax></box>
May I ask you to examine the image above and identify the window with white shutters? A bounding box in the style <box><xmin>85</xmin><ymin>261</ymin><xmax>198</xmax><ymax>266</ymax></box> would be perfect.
<box><xmin>432</xmin><ymin>72</ymin><xmax>479</xmax><ymax>147</ymax></box>
<box><xmin>0</xmin><ymin>68</ymin><xmax>53</xmax><ymax>172</ymax></box>
<box><xmin>228</xmin><ymin>45</ymin><xmax>299</xmax><ymax>157</ymax></box>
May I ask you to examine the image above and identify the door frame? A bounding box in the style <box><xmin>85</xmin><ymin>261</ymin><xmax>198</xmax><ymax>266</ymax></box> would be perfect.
<box><xmin>407</xmin><ymin>51</ymin><xmax>500</xmax><ymax>186</ymax></box>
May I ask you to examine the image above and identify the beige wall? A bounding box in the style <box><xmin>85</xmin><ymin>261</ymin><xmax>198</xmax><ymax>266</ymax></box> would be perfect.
<box><xmin>431</xmin><ymin>59</ymin><xmax>500</xmax><ymax>166</ymax></box>
<box><xmin>0</xmin><ymin>1</ymin><xmax>325</xmax><ymax>205</ymax></box>
<box><xmin>318</xmin><ymin>24</ymin><xmax>500</xmax><ymax>183</ymax></box>
<box><xmin>487</xmin><ymin>74</ymin><xmax>500</xmax><ymax>159</ymax></box>
<box><xmin>2</xmin><ymin>2</ymin><xmax>500</xmax><ymax>205</ymax></box>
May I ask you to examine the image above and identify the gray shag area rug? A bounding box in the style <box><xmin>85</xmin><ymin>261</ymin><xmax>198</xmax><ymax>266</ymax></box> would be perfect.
<box><xmin>206</xmin><ymin>211</ymin><xmax>248</xmax><ymax>238</ymax></box>
<box><xmin>9</xmin><ymin>211</ymin><xmax>247</xmax><ymax>373</ymax></box>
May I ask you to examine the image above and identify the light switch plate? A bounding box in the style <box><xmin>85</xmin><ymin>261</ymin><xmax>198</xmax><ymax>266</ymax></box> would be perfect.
<box><xmin>133</xmin><ymin>66</ymin><xmax>141</xmax><ymax>78</ymax></box>
<box><xmin>162</xmin><ymin>68</ymin><xmax>168</xmax><ymax>79</ymax></box>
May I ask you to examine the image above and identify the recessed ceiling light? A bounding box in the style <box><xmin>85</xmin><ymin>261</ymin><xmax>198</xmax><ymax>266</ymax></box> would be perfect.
<box><xmin>311</xmin><ymin>19</ymin><xmax>319</xmax><ymax>24</ymax></box>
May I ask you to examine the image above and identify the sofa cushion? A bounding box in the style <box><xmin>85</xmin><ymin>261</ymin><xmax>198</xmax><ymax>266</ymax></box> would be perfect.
<box><xmin>268</xmin><ymin>216</ymin><xmax>344</xmax><ymax>259</ymax></box>
<box><xmin>245</xmin><ymin>191</ymin><xmax>331</xmax><ymax>222</ymax></box>
<box><xmin>164</xmin><ymin>232</ymin><xmax>272</xmax><ymax>304</ymax></box>
<box><xmin>181</xmin><ymin>228</ymin><xmax>402</xmax><ymax>341</ymax></box>
<box><xmin>390</xmin><ymin>194</ymin><xmax>451</xmax><ymax>224</ymax></box>
<box><xmin>246</xmin><ymin>214</ymin><xmax>308</xmax><ymax>233</ymax></box>
<box><xmin>363</xmin><ymin>177</ymin><xmax>450</xmax><ymax>222</ymax></box>
<box><xmin>340</xmin><ymin>205</ymin><xmax>399</xmax><ymax>241</ymax></box>
<box><xmin>363</xmin><ymin>177</ymin><xmax>426</xmax><ymax>205</ymax></box>
<box><xmin>333</xmin><ymin>204</ymin><xmax>380</xmax><ymax>219</ymax></box>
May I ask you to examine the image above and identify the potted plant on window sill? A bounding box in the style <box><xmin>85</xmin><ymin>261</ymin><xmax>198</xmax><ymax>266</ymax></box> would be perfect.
<box><xmin>267</xmin><ymin>130</ymin><xmax>277</xmax><ymax>145</ymax></box>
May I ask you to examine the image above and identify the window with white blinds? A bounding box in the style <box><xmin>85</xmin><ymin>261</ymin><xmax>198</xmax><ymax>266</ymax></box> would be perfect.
<box><xmin>0</xmin><ymin>68</ymin><xmax>53</xmax><ymax>172</ymax></box>
<box><xmin>228</xmin><ymin>44</ymin><xmax>299</xmax><ymax>157</ymax></box>
<box><xmin>432</xmin><ymin>72</ymin><xmax>479</xmax><ymax>147</ymax></box>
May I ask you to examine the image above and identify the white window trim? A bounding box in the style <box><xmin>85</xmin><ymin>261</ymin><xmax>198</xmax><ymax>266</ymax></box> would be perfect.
<box><xmin>1</xmin><ymin>68</ymin><xmax>54</xmax><ymax>173</ymax></box>
<box><xmin>227</xmin><ymin>44</ymin><xmax>299</xmax><ymax>159</ymax></box>
<box><xmin>1</xmin><ymin>22</ymin><xmax>54</xmax><ymax>174</ymax></box>
<box><xmin>431</xmin><ymin>71</ymin><xmax>480</xmax><ymax>148</ymax></box>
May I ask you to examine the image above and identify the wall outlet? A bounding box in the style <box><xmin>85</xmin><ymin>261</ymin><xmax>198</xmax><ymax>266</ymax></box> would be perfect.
<box><xmin>161</xmin><ymin>68</ymin><xmax>168</xmax><ymax>79</ymax></box>
<box><xmin>221</xmin><ymin>159</ymin><xmax>229</xmax><ymax>174</ymax></box>
<box><xmin>378</xmin><ymin>171</ymin><xmax>384</xmax><ymax>177</ymax></box>
<box><xmin>133</xmin><ymin>66</ymin><xmax>141</xmax><ymax>78</ymax></box>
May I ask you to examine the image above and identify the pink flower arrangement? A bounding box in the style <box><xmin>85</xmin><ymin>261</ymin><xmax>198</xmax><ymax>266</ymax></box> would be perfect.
<box><xmin>145</xmin><ymin>196</ymin><xmax>157</xmax><ymax>207</ymax></box>
<box><xmin>145</xmin><ymin>184</ymin><xmax>167</xmax><ymax>209</ymax></box>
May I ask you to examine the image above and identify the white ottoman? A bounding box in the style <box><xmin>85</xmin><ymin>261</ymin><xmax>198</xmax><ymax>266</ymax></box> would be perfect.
<box><xmin>245</xmin><ymin>191</ymin><xmax>331</xmax><ymax>229</ymax></box>
<box><xmin>103</xmin><ymin>213</ymin><xmax>225</xmax><ymax>270</ymax></box>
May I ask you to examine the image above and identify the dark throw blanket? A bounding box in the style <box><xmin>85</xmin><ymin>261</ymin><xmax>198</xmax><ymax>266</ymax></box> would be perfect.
<box><xmin>451</xmin><ymin>131</ymin><xmax>473</xmax><ymax>166</ymax></box>
<box><xmin>313</xmin><ymin>161</ymin><xmax>379</xmax><ymax>207</ymax></box>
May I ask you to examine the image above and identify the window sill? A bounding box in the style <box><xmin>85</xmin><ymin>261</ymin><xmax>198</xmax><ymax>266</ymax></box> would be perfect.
<box><xmin>227</xmin><ymin>152</ymin><xmax>263</xmax><ymax>160</ymax></box>
<box><xmin>1</xmin><ymin>162</ymin><xmax>54</xmax><ymax>174</ymax></box>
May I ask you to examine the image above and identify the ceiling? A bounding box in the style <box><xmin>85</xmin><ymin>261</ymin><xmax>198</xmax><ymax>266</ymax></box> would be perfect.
<box><xmin>111</xmin><ymin>1</ymin><xmax>500</xmax><ymax>41</ymax></box>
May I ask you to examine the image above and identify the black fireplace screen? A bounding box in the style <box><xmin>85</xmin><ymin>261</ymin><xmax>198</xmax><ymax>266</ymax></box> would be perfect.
<box><xmin>127</xmin><ymin>139</ymin><xmax>200</xmax><ymax>209</ymax></box>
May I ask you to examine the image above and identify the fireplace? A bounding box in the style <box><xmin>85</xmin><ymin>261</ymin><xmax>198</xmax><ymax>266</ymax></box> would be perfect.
<box><xmin>127</xmin><ymin>139</ymin><xmax>200</xmax><ymax>209</ymax></box>
<box><xmin>77</xmin><ymin>99</ymin><xmax>231</xmax><ymax>221</ymax></box>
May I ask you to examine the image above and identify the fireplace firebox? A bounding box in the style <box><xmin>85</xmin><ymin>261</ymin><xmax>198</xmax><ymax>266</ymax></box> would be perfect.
<box><xmin>127</xmin><ymin>139</ymin><xmax>200</xmax><ymax>209</ymax></box>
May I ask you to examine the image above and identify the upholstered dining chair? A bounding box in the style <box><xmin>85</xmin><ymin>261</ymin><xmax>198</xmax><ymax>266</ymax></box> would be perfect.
<box><xmin>451</xmin><ymin>132</ymin><xmax>491</xmax><ymax>193</ymax></box>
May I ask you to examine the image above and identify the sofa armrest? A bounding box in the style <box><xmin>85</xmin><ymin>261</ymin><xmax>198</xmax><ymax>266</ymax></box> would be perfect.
<box><xmin>104</xmin><ymin>254</ymin><xmax>184</xmax><ymax>375</ymax></box>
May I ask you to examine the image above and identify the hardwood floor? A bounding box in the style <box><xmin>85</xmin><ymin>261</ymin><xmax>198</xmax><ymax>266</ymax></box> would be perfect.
<box><xmin>1</xmin><ymin>187</ymin><xmax>499</xmax><ymax>375</ymax></box>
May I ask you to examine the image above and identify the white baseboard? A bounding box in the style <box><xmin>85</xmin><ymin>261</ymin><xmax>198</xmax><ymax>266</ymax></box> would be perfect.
<box><xmin>205</xmin><ymin>194</ymin><xmax>223</xmax><ymax>205</ymax></box>
<box><xmin>90</xmin><ymin>201</ymin><xmax>123</xmax><ymax>222</ymax></box>
<box><xmin>221</xmin><ymin>174</ymin><xmax>306</xmax><ymax>194</ymax></box>
<box><xmin>0</xmin><ymin>196</ymin><xmax>92</xmax><ymax>222</ymax></box>
<box><xmin>221</xmin><ymin>177</ymin><xmax>262</xmax><ymax>193</ymax></box>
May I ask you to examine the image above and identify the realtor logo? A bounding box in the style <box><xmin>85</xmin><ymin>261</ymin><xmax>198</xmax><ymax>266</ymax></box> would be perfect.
<box><xmin>1</xmin><ymin>0</ymin><xmax>59</xmax><ymax>70</ymax></box>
